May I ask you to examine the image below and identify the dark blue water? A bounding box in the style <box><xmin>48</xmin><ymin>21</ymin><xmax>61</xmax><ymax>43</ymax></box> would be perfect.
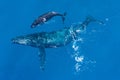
<box><xmin>0</xmin><ymin>0</ymin><xmax>120</xmax><ymax>80</ymax></box>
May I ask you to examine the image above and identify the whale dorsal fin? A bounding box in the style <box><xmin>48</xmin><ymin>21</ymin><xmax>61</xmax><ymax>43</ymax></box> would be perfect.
<box><xmin>38</xmin><ymin>46</ymin><xmax>46</xmax><ymax>70</ymax></box>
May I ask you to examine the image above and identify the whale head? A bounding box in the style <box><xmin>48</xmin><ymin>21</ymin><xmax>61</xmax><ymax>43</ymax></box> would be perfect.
<box><xmin>11</xmin><ymin>35</ymin><xmax>38</xmax><ymax>47</ymax></box>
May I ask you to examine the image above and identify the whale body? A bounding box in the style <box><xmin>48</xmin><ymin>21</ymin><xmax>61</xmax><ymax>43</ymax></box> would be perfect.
<box><xmin>31</xmin><ymin>11</ymin><xmax>66</xmax><ymax>28</ymax></box>
<box><xmin>12</xmin><ymin>16</ymin><xmax>103</xmax><ymax>70</ymax></box>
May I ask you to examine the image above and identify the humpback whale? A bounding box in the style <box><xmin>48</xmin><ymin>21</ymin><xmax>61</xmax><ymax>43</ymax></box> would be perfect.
<box><xmin>31</xmin><ymin>11</ymin><xmax>66</xmax><ymax>28</ymax></box>
<box><xmin>12</xmin><ymin>16</ymin><xmax>103</xmax><ymax>70</ymax></box>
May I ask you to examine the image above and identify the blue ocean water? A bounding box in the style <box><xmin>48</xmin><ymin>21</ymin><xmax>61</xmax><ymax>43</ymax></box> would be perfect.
<box><xmin>0</xmin><ymin>0</ymin><xmax>120</xmax><ymax>80</ymax></box>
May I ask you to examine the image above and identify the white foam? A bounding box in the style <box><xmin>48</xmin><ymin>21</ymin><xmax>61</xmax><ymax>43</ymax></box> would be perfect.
<box><xmin>75</xmin><ymin>56</ymin><xmax>84</xmax><ymax>62</ymax></box>
<box><xmin>75</xmin><ymin>63</ymin><xmax>81</xmax><ymax>72</ymax></box>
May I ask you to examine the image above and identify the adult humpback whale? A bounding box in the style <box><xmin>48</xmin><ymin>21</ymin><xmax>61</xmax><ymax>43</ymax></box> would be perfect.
<box><xmin>12</xmin><ymin>16</ymin><xmax>103</xmax><ymax>70</ymax></box>
<box><xmin>31</xmin><ymin>11</ymin><xmax>66</xmax><ymax>28</ymax></box>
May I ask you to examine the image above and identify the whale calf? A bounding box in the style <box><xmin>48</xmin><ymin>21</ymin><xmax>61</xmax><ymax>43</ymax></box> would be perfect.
<box><xmin>12</xmin><ymin>16</ymin><xmax>103</xmax><ymax>70</ymax></box>
<box><xmin>31</xmin><ymin>11</ymin><xmax>66</xmax><ymax>28</ymax></box>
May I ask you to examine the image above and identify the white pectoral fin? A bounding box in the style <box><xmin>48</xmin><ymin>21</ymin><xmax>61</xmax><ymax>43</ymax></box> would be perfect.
<box><xmin>38</xmin><ymin>47</ymin><xmax>46</xmax><ymax>70</ymax></box>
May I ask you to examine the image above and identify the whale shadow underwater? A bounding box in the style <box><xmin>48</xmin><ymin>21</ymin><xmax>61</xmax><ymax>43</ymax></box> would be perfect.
<box><xmin>12</xmin><ymin>16</ymin><xmax>103</xmax><ymax>70</ymax></box>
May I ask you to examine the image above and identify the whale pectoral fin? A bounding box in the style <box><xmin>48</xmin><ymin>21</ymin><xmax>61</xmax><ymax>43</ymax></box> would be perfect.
<box><xmin>38</xmin><ymin>47</ymin><xmax>46</xmax><ymax>70</ymax></box>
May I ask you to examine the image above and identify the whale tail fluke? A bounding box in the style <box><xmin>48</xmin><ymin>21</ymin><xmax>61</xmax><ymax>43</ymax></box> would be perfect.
<box><xmin>81</xmin><ymin>16</ymin><xmax>104</xmax><ymax>29</ymax></box>
<box><xmin>61</xmin><ymin>12</ymin><xmax>67</xmax><ymax>24</ymax></box>
<box><xmin>87</xmin><ymin>16</ymin><xmax>104</xmax><ymax>24</ymax></box>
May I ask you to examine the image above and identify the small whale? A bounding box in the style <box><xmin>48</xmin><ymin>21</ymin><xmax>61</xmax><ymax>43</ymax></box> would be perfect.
<box><xmin>31</xmin><ymin>11</ymin><xmax>67</xmax><ymax>28</ymax></box>
<box><xmin>12</xmin><ymin>16</ymin><xmax>103</xmax><ymax>70</ymax></box>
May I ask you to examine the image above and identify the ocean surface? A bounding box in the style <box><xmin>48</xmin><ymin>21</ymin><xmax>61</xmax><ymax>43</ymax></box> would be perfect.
<box><xmin>0</xmin><ymin>0</ymin><xmax>120</xmax><ymax>80</ymax></box>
